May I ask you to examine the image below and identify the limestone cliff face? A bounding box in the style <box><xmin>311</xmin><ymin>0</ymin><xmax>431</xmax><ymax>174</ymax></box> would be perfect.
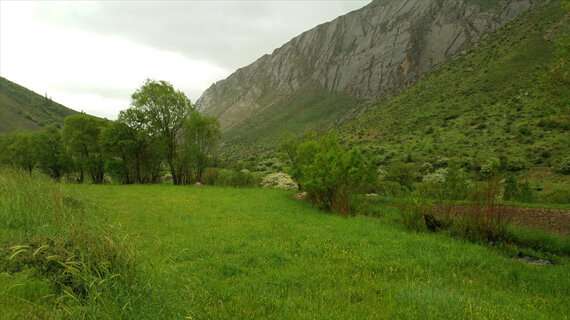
<box><xmin>198</xmin><ymin>0</ymin><xmax>536</xmax><ymax>131</ymax></box>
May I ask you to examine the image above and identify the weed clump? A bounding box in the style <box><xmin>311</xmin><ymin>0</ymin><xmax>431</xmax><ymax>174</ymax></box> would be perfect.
<box><xmin>0</xmin><ymin>168</ymin><xmax>138</xmax><ymax>317</ymax></box>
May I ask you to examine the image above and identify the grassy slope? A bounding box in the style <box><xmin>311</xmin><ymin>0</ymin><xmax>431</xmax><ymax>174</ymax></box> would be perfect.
<box><xmin>221</xmin><ymin>85</ymin><xmax>361</xmax><ymax>159</ymax></box>
<box><xmin>0</xmin><ymin>77</ymin><xmax>77</xmax><ymax>133</ymax></box>
<box><xmin>341</xmin><ymin>3</ymin><xmax>569</xmax><ymax>169</ymax></box>
<box><xmin>2</xmin><ymin>184</ymin><xmax>567</xmax><ymax>319</ymax></box>
<box><xmin>225</xmin><ymin>2</ymin><xmax>569</xmax><ymax>176</ymax></box>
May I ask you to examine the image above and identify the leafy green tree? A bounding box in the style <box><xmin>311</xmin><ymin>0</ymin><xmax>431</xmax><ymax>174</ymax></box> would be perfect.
<box><xmin>101</xmin><ymin>121</ymin><xmax>137</xmax><ymax>184</ymax></box>
<box><xmin>292</xmin><ymin>135</ymin><xmax>375</xmax><ymax>214</ymax></box>
<box><xmin>100</xmin><ymin>108</ymin><xmax>163</xmax><ymax>184</ymax></box>
<box><xmin>8</xmin><ymin>132</ymin><xmax>38</xmax><ymax>175</ymax></box>
<box><xmin>280</xmin><ymin>132</ymin><xmax>318</xmax><ymax>190</ymax></box>
<box><xmin>130</xmin><ymin>80</ymin><xmax>193</xmax><ymax>184</ymax></box>
<box><xmin>181</xmin><ymin>111</ymin><xmax>221</xmax><ymax>183</ymax></box>
<box><xmin>503</xmin><ymin>175</ymin><xmax>519</xmax><ymax>201</ymax></box>
<box><xmin>0</xmin><ymin>134</ymin><xmax>16</xmax><ymax>166</ymax></box>
<box><xmin>36</xmin><ymin>126</ymin><xmax>70</xmax><ymax>180</ymax></box>
<box><xmin>62</xmin><ymin>114</ymin><xmax>108</xmax><ymax>183</ymax></box>
<box><xmin>385</xmin><ymin>162</ymin><xmax>417</xmax><ymax>191</ymax></box>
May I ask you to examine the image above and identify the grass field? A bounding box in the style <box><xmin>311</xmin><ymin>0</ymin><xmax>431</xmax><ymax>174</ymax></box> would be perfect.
<box><xmin>2</xmin><ymin>179</ymin><xmax>569</xmax><ymax>319</ymax></box>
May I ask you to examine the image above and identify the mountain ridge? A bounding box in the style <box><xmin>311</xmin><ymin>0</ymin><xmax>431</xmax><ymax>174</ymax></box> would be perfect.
<box><xmin>0</xmin><ymin>77</ymin><xmax>77</xmax><ymax>133</ymax></box>
<box><xmin>198</xmin><ymin>0</ymin><xmax>538</xmax><ymax>138</ymax></box>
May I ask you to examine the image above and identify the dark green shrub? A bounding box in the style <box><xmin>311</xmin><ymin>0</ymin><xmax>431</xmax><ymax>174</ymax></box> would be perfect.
<box><xmin>291</xmin><ymin>135</ymin><xmax>375</xmax><ymax>214</ymax></box>
<box><xmin>375</xmin><ymin>180</ymin><xmax>408</xmax><ymax>198</ymax></box>
<box><xmin>417</xmin><ymin>164</ymin><xmax>472</xmax><ymax>201</ymax></box>
<box><xmin>401</xmin><ymin>198</ymin><xmax>428</xmax><ymax>232</ymax></box>
<box><xmin>215</xmin><ymin>169</ymin><xmax>258</xmax><ymax>187</ymax></box>
<box><xmin>504</xmin><ymin>175</ymin><xmax>535</xmax><ymax>203</ymax></box>
<box><xmin>202</xmin><ymin>167</ymin><xmax>219</xmax><ymax>185</ymax></box>
<box><xmin>506</xmin><ymin>157</ymin><xmax>527</xmax><ymax>172</ymax></box>
<box><xmin>541</xmin><ymin>187</ymin><xmax>570</xmax><ymax>204</ymax></box>
<box><xmin>557</xmin><ymin>157</ymin><xmax>570</xmax><ymax>175</ymax></box>
<box><xmin>537</xmin><ymin>116</ymin><xmax>570</xmax><ymax>130</ymax></box>
<box><xmin>503</xmin><ymin>175</ymin><xmax>519</xmax><ymax>201</ymax></box>
<box><xmin>384</xmin><ymin>162</ymin><xmax>417</xmax><ymax>191</ymax></box>
<box><xmin>517</xmin><ymin>180</ymin><xmax>535</xmax><ymax>203</ymax></box>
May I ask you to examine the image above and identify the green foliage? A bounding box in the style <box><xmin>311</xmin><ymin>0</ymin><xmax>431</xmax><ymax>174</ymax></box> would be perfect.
<box><xmin>35</xmin><ymin>126</ymin><xmax>70</xmax><ymax>180</ymax></box>
<box><xmin>100</xmin><ymin>115</ymin><xmax>163</xmax><ymax>184</ymax></box>
<box><xmin>6</xmin><ymin>132</ymin><xmax>38</xmax><ymax>175</ymax></box>
<box><xmin>213</xmin><ymin>168</ymin><xmax>259</xmax><ymax>187</ymax></box>
<box><xmin>401</xmin><ymin>197</ymin><xmax>428</xmax><ymax>232</ymax></box>
<box><xmin>503</xmin><ymin>175</ymin><xmax>519</xmax><ymax>201</ymax></box>
<box><xmin>291</xmin><ymin>135</ymin><xmax>375</xmax><ymax>214</ymax></box>
<box><xmin>374</xmin><ymin>180</ymin><xmax>408</xmax><ymax>198</ymax></box>
<box><xmin>62</xmin><ymin>114</ymin><xmax>108</xmax><ymax>183</ymax></box>
<box><xmin>130</xmin><ymin>79</ymin><xmax>194</xmax><ymax>184</ymax></box>
<box><xmin>383</xmin><ymin>162</ymin><xmax>417</xmax><ymax>191</ymax></box>
<box><xmin>540</xmin><ymin>187</ymin><xmax>570</xmax><ymax>204</ymax></box>
<box><xmin>503</xmin><ymin>175</ymin><xmax>535</xmax><ymax>203</ymax></box>
<box><xmin>179</xmin><ymin>111</ymin><xmax>221</xmax><ymax>183</ymax></box>
<box><xmin>557</xmin><ymin>157</ymin><xmax>570</xmax><ymax>175</ymax></box>
<box><xmin>416</xmin><ymin>163</ymin><xmax>473</xmax><ymax>201</ymax></box>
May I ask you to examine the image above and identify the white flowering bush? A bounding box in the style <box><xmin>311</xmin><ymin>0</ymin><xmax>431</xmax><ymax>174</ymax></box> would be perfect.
<box><xmin>422</xmin><ymin>168</ymin><xmax>448</xmax><ymax>184</ymax></box>
<box><xmin>261</xmin><ymin>172</ymin><xmax>298</xmax><ymax>190</ymax></box>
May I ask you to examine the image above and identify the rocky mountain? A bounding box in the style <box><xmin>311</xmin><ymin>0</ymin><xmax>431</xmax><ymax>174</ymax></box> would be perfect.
<box><xmin>198</xmin><ymin>0</ymin><xmax>538</xmax><ymax>143</ymax></box>
<box><xmin>0</xmin><ymin>77</ymin><xmax>77</xmax><ymax>133</ymax></box>
<box><xmin>339</xmin><ymin>1</ymin><xmax>569</xmax><ymax>171</ymax></box>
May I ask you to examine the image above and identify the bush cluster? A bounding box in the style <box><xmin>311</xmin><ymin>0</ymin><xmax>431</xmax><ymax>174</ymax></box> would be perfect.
<box><xmin>0</xmin><ymin>80</ymin><xmax>221</xmax><ymax>186</ymax></box>
<box><xmin>284</xmin><ymin>134</ymin><xmax>375</xmax><ymax>214</ymax></box>
<box><xmin>200</xmin><ymin>168</ymin><xmax>259</xmax><ymax>187</ymax></box>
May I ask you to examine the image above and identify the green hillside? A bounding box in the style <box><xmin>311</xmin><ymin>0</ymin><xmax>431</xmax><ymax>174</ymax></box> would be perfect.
<box><xmin>341</xmin><ymin>2</ymin><xmax>570</xmax><ymax>173</ymax></box>
<box><xmin>221</xmin><ymin>84</ymin><xmax>361</xmax><ymax>154</ymax></box>
<box><xmin>226</xmin><ymin>2</ymin><xmax>569</xmax><ymax>176</ymax></box>
<box><xmin>0</xmin><ymin>77</ymin><xmax>77</xmax><ymax>133</ymax></box>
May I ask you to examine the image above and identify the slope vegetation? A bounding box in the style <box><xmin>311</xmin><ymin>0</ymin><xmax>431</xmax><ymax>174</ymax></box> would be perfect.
<box><xmin>0</xmin><ymin>77</ymin><xmax>77</xmax><ymax>133</ymax></box>
<box><xmin>341</xmin><ymin>2</ymin><xmax>569</xmax><ymax>171</ymax></box>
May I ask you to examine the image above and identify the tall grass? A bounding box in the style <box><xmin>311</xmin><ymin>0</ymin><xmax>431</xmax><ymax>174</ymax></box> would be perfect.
<box><xmin>0</xmin><ymin>169</ymin><xmax>65</xmax><ymax>234</ymax></box>
<box><xmin>0</xmin><ymin>168</ymin><xmax>140</xmax><ymax>318</ymax></box>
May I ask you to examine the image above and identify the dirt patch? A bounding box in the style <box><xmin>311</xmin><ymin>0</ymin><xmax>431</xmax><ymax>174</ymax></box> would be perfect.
<box><xmin>432</xmin><ymin>205</ymin><xmax>570</xmax><ymax>236</ymax></box>
<box><xmin>502</xmin><ymin>207</ymin><xmax>570</xmax><ymax>236</ymax></box>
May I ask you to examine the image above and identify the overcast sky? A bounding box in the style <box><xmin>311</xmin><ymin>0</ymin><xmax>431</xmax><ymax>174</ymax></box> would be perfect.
<box><xmin>0</xmin><ymin>0</ymin><xmax>370</xmax><ymax>119</ymax></box>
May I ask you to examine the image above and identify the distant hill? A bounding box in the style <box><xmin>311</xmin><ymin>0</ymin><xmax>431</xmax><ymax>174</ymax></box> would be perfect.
<box><xmin>340</xmin><ymin>2</ymin><xmax>569</xmax><ymax>170</ymax></box>
<box><xmin>198</xmin><ymin>0</ymin><xmax>537</xmax><ymax>145</ymax></box>
<box><xmin>210</xmin><ymin>0</ymin><xmax>569</xmax><ymax>177</ymax></box>
<box><xmin>0</xmin><ymin>77</ymin><xmax>77</xmax><ymax>133</ymax></box>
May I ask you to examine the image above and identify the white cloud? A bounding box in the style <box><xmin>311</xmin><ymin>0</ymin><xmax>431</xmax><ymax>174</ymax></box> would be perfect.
<box><xmin>0</xmin><ymin>1</ymin><xmax>229</xmax><ymax>119</ymax></box>
<box><xmin>0</xmin><ymin>1</ymin><xmax>370</xmax><ymax>119</ymax></box>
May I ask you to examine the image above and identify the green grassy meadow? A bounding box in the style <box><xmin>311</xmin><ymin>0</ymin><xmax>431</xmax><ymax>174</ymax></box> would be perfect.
<box><xmin>2</xmin><ymin>179</ymin><xmax>569</xmax><ymax>319</ymax></box>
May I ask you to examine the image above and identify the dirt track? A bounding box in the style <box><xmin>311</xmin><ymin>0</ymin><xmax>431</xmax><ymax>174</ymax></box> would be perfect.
<box><xmin>502</xmin><ymin>207</ymin><xmax>570</xmax><ymax>236</ymax></box>
<box><xmin>429</xmin><ymin>205</ymin><xmax>570</xmax><ymax>236</ymax></box>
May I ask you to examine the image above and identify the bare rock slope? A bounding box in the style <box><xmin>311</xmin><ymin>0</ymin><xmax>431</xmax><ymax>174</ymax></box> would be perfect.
<box><xmin>198</xmin><ymin>0</ymin><xmax>536</xmax><ymax>137</ymax></box>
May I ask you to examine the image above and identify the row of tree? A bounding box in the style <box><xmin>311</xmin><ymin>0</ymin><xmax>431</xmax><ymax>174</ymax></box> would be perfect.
<box><xmin>0</xmin><ymin>80</ymin><xmax>221</xmax><ymax>185</ymax></box>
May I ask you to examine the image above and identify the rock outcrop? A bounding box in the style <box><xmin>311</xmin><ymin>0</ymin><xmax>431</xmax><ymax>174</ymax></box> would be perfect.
<box><xmin>198</xmin><ymin>0</ymin><xmax>536</xmax><ymax>133</ymax></box>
